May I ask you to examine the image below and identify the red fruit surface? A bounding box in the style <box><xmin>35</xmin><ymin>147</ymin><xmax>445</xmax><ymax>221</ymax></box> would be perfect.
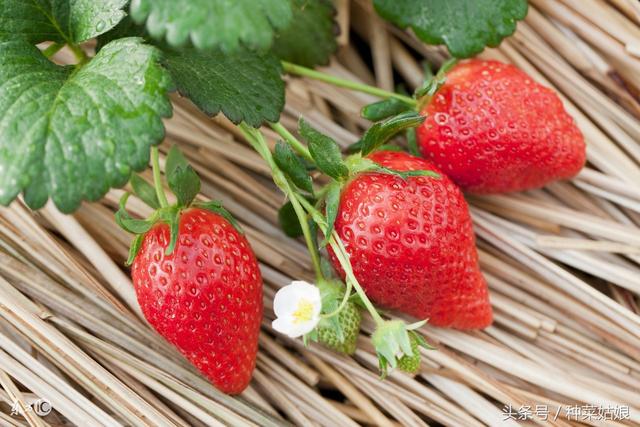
<box><xmin>329</xmin><ymin>151</ymin><xmax>492</xmax><ymax>329</ymax></box>
<box><xmin>132</xmin><ymin>208</ymin><xmax>262</xmax><ymax>394</ymax></box>
<box><xmin>417</xmin><ymin>59</ymin><xmax>586</xmax><ymax>193</ymax></box>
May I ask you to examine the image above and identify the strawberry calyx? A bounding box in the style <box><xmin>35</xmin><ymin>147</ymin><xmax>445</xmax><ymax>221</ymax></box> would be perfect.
<box><xmin>372</xmin><ymin>319</ymin><xmax>433</xmax><ymax>378</ymax></box>
<box><xmin>413</xmin><ymin>58</ymin><xmax>458</xmax><ymax>110</ymax></box>
<box><xmin>116</xmin><ymin>145</ymin><xmax>241</xmax><ymax>265</ymax></box>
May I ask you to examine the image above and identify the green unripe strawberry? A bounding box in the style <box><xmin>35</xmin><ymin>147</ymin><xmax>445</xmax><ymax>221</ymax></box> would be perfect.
<box><xmin>317</xmin><ymin>301</ymin><xmax>361</xmax><ymax>354</ymax></box>
<box><xmin>398</xmin><ymin>334</ymin><xmax>421</xmax><ymax>374</ymax></box>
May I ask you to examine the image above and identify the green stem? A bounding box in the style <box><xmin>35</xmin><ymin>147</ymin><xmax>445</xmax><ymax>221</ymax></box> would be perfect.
<box><xmin>293</xmin><ymin>195</ymin><xmax>385</xmax><ymax>325</ymax></box>
<box><xmin>42</xmin><ymin>42</ymin><xmax>64</xmax><ymax>58</ymax></box>
<box><xmin>68</xmin><ymin>43</ymin><xmax>88</xmax><ymax>65</ymax></box>
<box><xmin>239</xmin><ymin>124</ymin><xmax>323</xmax><ymax>281</ymax></box>
<box><xmin>151</xmin><ymin>146</ymin><xmax>169</xmax><ymax>208</ymax></box>
<box><xmin>282</xmin><ymin>61</ymin><xmax>416</xmax><ymax>106</ymax></box>
<box><xmin>329</xmin><ymin>231</ymin><xmax>384</xmax><ymax>325</ymax></box>
<box><xmin>269</xmin><ymin>122</ymin><xmax>313</xmax><ymax>162</ymax></box>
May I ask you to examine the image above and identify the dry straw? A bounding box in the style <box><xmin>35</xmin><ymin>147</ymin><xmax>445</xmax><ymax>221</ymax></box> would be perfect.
<box><xmin>1</xmin><ymin>1</ymin><xmax>640</xmax><ymax>425</ymax></box>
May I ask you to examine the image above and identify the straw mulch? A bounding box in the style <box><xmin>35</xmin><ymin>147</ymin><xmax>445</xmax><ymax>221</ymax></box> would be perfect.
<box><xmin>1</xmin><ymin>1</ymin><xmax>640</xmax><ymax>426</ymax></box>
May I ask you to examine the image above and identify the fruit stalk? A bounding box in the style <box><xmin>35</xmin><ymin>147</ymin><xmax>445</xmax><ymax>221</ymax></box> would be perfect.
<box><xmin>151</xmin><ymin>146</ymin><xmax>169</xmax><ymax>209</ymax></box>
<box><xmin>269</xmin><ymin>122</ymin><xmax>312</xmax><ymax>162</ymax></box>
<box><xmin>238</xmin><ymin>124</ymin><xmax>323</xmax><ymax>281</ymax></box>
<box><xmin>240</xmin><ymin>123</ymin><xmax>385</xmax><ymax>325</ymax></box>
<box><xmin>292</xmin><ymin>193</ymin><xmax>384</xmax><ymax>325</ymax></box>
<box><xmin>281</xmin><ymin>61</ymin><xmax>416</xmax><ymax>106</ymax></box>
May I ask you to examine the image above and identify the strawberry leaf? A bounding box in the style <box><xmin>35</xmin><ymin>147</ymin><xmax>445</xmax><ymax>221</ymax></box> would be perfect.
<box><xmin>130</xmin><ymin>0</ymin><xmax>292</xmax><ymax>52</ymax></box>
<box><xmin>299</xmin><ymin>118</ymin><xmax>348</xmax><ymax>181</ymax></box>
<box><xmin>373</xmin><ymin>0</ymin><xmax>528</xmax><ymax>58</ymax></box>
<box><xmin>1</xmin><ymin>0</ymin><xmax>127</xmax><ymax>44</ymax></box>
<box><xmin>163</xmin><ymin>48</ymin><xmax>285</xmax><ymax>127</ymax></box>
<box><xmin>272</xmin><ymin>0</ymin><xmax>338</xmax><ymax>67</ymax></box>
<box><xmin>0</xmin><ymin>37</ymin><xmax>173</xmax><ymax>213</ymax></box>
<box><xmin>274</xmin><ymin>141</ymin><xmax>313</xmax><ymax>194</ymax></box>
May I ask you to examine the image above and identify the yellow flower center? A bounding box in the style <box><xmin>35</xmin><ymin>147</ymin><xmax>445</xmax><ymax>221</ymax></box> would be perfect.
<box><xmin>292</xmin><ymin>298</ymin><xmax>314</xmax><ymax>324</ymax></box>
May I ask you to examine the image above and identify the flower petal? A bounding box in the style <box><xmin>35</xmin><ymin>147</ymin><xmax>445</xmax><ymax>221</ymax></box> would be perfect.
<box><xmin>273</xmin><ymin>280</ymin><xmax>321</xmax><ymax>317</ymax></box>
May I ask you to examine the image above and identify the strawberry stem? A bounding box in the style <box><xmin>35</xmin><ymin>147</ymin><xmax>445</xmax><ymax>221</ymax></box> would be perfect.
<box><xmin>281</xmin><ymin>61</ymin><xmax>416</xmax><ymax>106</ymax></box>
<box><xmin>151</xmin><ymin>146</ymin><xmax>169</xmax><ymax>209</ymax></box>
<box><xmin>238</xmin><ymin>124</ymin><xmax>323</xmax><ymax>281</ymax></box>
<box><xmin>292</xmin><ymin>194</ymin><xmax>385</xmax><ymax>326</ymax></box>
<box><xmin>269</xmin><ymin>122</ymin><xmax>312</xmax><ymax>162</ymax></box>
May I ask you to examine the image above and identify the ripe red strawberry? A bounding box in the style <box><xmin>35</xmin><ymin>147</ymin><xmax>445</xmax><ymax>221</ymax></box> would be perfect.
<box><xmin>328</xmin><ymin>150</ymin><xmax>492</xmax><ymax>329</ymax></box>
<box><xmin>132</xmin><ymin>208</ymin><xmax>262</xmax><ymax>394</ymax></box>
<box><xmin>416</xmin><ymin>59</ymin><xmax>586</xmax><ymax>193</ymax></box>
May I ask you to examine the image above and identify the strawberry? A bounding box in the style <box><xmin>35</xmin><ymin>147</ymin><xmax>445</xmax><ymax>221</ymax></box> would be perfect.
<box><xmin>416</xmin><ymin>59</ymin><xmax>586</xmax><ymax>193</ymax></box>
<box><xmin>119</xmin><ymin>146</ymin><xmax>263</xmax><ymax>395</ymax></box>
<box><xmin>132</xmin><ymin>208</ymin><xmax>262</xmax><ymax>394</ymax></box>
<box><xmin>397</xmin><ymin>334</ymin><xmax>420</xmax><ymax>374</ymax></box>
<box><xmin>328</xmin><ymin>150</ymin><xmax>492</xmax><ymax>329</ymax></box>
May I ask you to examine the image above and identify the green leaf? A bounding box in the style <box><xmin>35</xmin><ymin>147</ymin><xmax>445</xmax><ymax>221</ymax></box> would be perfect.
<box><xmin>0</xmin><ymin>37</ymin><xmax>173</xmax><ymax>213</ymax></box>
<box><xmin>373</xmin><ymin>0</ymin><xmax>528</xmax><ymax>58</ymax></box>
<box><xmin>361</xmin><ymin>111</ymin><xmax>425</xmax><ymax>156</ymax></box>
<box><xmin>130</xmin><ymin>0</ymin><xmax>293</xmax><ymax>52</ymax></box>
<box><xmin>274</xmin><ymin>142</ymin><xmax>314</xmax><ymax>194</ymax></box>
<box><xmin>321</xmin><ymin>182</ymin><xmax>341</xmax><ymax>247</ymax></box>
<box><xmin>272</xmin><ymin>0</ymin><xmax>338</xmax><ymax>67</ymax></box>
<box><xmin>0</xmin><ymin>0</ymin><xmax>127</xmax><ymax>44</ymax></box>
<box><xmin>278</xmin><ymin>201</ymin><xmax>303</xmax><ymax>238</ymax></box>
<box><xmin>130</xmin><ymin>174</ymin><xmax>160</xmax><ymax>209</ymax></box>
<box><xmin>163</xmin><ymin>47</ymin><xmax>285</xmax><ymax>127</ymax></box>
<box><xmin>361</xmin><ymin>98</ymin><xmax>412</xmax><ymax>122</ymax></box>
<box><xmin>299</xmin><ymin>119</ymin><xmax>348</xmax><ymax>181</ymax></box>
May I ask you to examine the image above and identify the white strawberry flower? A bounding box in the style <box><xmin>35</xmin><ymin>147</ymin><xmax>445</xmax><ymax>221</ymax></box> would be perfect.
<box><xmin>272</xmin><ymin>281</ymin><xmax>322</xmax><ymax>338</ymax></box>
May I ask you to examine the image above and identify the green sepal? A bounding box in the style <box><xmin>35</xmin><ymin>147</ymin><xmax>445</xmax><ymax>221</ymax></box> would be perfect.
<box><xmin>157</xmin><ymin>206</ymin><xmax>181</xmax><ymax>256</ymax></box>
<box><xmin>299</xmin><ymin>118</ymin><xmax>349</xmax><ymax>181</ymax></box>
<box><xmin>303</xmin><ymin>329</ymin><xmax>318</xmax><ymax>346</ymax></box>
<box><xmin>165</xmin><ymin>146</ymin><xmax>201</xmax><ymax>207</ymax></box>
<box><xmin>126</xmin><ymin>233</ymin><xmax>145</xmax><ymax>266</ymax></box>
<box><xmin>406</xmin><ymin>128</ymin><xmax>420</xmax><ymax>156</ymax></box>
<box><xmin>361</xmin><ymin>98</ymin><xmax>414</xmax><ymax>122</ymax></box>
<box><xmin>361</xmin><ymin>111</ymin><xmax>425</xmax><ymax>156</ymax></box>
<box><xmin>414</xmin><ymin>58</ymin><xmax>457</xmax><ymax>100</ymax></box>
<box><xmin>274</xmin><ymin>141</ymin><xmax>314</xmax><ymax>194</ymax></box>
<box><xmin>371</xmin><ymin>320</ymin><xmax>417</xmax><ymax>378</ymax></box>
<box><xmin>115</xmin><ymin>193</ymin><xmax>155</xmax><ymax>234</ymax></box>
<box><xmin>317</xmin><ymin>279</ymin><xmax>344</xmax><ymax>322</ymax></box>
<box><xmin>320</xmin><ymin>257</ymin><xmax>336</xmax><ymax>280</ymax></box>
<box><xmin>321</xmin><ymin>181</ymin><xmax>341</xmax><ymax>247</ymax></box>
<box><xmin>130</xmin><ymin>174</ymin><xmax>160</xmax><ymax>209</ymax></box>
<box><xmin>193</xmin><ymin>200</ymin><xmax>244</xmax><ymax>234</ymax></box>
<box><xmin>278</xmin><ymin>201</ymin><xmax>304</xmax><ymax>237</ymax></box>
<box><xmin>377</xmin><ymin>167</ymin><xmax>440</xmax><ymax>180</ymax></box>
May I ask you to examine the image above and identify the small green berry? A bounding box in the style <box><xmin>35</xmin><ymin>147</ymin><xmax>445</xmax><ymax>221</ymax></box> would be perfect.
<box><xmin>317</xmin><ymin>301</ymin><xmax>361</xmax><ymax>354</ymax></box>
<box><xmin>397</xmin><ymin>334</ymin><xmax>421</xmax><ymax>374</ymax></box>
